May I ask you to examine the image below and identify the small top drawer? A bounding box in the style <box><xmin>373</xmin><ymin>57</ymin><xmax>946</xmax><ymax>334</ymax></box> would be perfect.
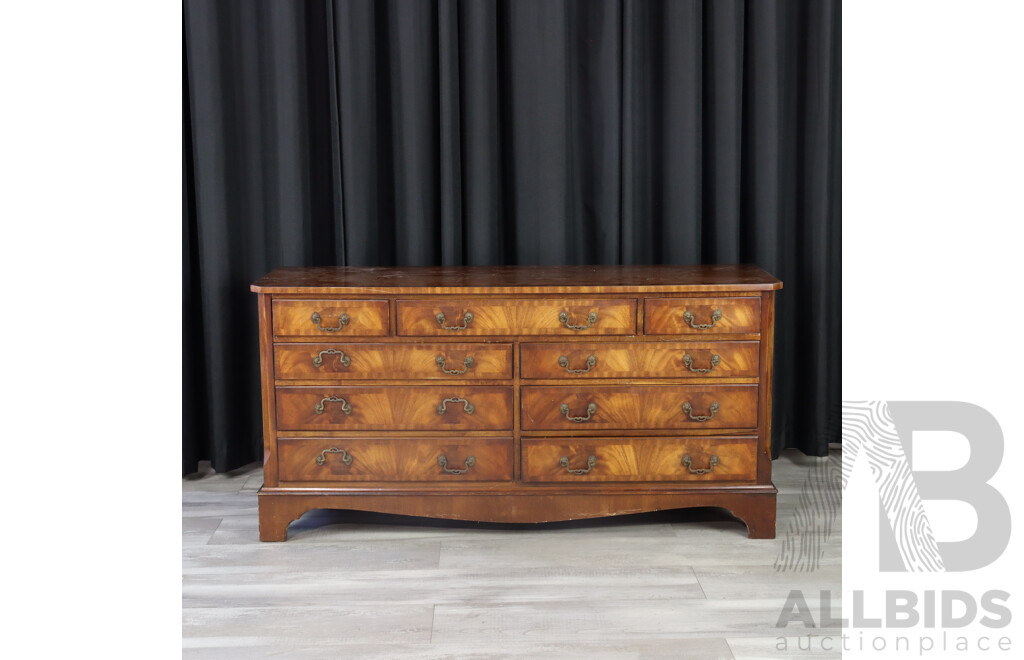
<box><xmin>644</xmin><ymin>297</ymin><xmax>761</xmax><ymax>335</ymax></box>
<box><xmin>273</xmin><ymin>300</ymin><xmax>389</xmax><ymax>337</ymax></box>
<box><xmin>396</xmin><ymin>299</ymin><xmax>636</xmax><ymax>336</ymax></box>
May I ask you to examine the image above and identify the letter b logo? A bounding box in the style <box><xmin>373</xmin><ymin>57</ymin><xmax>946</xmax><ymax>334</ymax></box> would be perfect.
<box><xmin>843</xmin><ymin>401</ymin><xmax>1010</xmax><ymax>572</ymax></box>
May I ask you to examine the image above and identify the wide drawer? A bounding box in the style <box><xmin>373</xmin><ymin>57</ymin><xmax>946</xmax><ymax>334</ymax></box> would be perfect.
<box><xmin>396</xmin><ymin>299</ymin><xmax>636</xmax><ymax>336</ymax></box>
<box><xmin>521</xmin><ymin>385</ymin><xmax>758</xmax><ymax>431</ymax></box>
<box><xmin>278</xmin><ymin>436</ymin><xmax>513</xmax><ymax>482</ymax></box>
<box><xmin>520</xmin><ymin>341</ymin><xmax>759</xmax><ymax>379</ymax></box>
<box><xmin>644</xmin><ymin>297</ymin><xmax>761</xmax><ymax>335</ymax></box>
<box><xmin>273</xmin><ymin>299</ymin><xmax>389</xmax><ymax>337</ymax></box>
<box><xmin>521</xmin><ymin>436</ymin><xmax>758</xmax><ymax>482</ymax></box>
<box><xmin>275</xmin><ymin>343</ymin><xmax>513</xmax><ymax>380</ymax></box>
<box><xmin>276</xmin><ymin>386</ymin><xmax>513</xmax><ymax>430</ymax></box>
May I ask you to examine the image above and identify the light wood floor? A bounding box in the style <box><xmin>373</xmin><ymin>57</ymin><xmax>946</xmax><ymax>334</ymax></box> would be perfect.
<box><xmin>183</xmin><ymin>449</ymin><xmax>841</xmax><ymax>659</ymax></box>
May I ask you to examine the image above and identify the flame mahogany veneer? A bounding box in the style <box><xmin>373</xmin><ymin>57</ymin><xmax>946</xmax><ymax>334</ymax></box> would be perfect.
<box><xmin>251</xmin><ymin>265</ymin><xmax>782</xmax><ymax>541</ymax></box>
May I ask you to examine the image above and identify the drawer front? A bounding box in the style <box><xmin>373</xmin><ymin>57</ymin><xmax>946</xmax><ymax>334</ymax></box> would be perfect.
<box><xmin>396</xmin><ymin>299</ymin><xmax>636</xmax><ymax>336</ymax></box>
<box><xmin>276</xmin><ymin>386</ymin><xmax>513</xmax><ymax>431</ymax></box>
<box><xmin>278</xmin><ymin>436</ymin><xmax>514</xmax><ymax>482</ymax></box>
<box><xmin>520</xmin><ymin>341</ymin><xmax>760</xmax><ymax>379</ymax></box>
<box><xmin>275</xmin><ymin>343</ymin><xmax>513</xmax><ymax>380</ymax></box>
<box><xmin>521</xmin><ymin>385</ymin><xmax>758</xmax><ymax>431</ymax></box>
<box><xmin>644</xmin><ymin>297</ymin><xmax>761</xmax><ymax>335</ymax></box>
<box><xmin>521</xmin><ymin>436</ymin><xmax>758</xmax><ymax>483</ymax></box>
<box><xmin>273</xmin><ymin>299</ymin><xmax>389</xmax><ymax>337</ymax></box>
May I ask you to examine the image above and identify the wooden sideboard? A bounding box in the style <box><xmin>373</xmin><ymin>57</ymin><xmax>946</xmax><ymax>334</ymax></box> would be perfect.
<box><xmin>251</xmin><ymin>265</ymin><xmax>782</xmax><ymax>541</ymax></box>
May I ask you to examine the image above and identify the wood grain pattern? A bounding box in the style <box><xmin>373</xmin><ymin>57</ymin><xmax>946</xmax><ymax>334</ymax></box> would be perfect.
<box><xmin>521</xmin><ymin>385</ymin><xmax>759</xmax><ymax>431</ymax></box>
<box><xmin>255</xmin><ymin>487</ymin><xmax>778</xmax><ymax>540</ymax></box>
<box><xmin>757</xmin><ymin>291</ymin><xmax>776</xmax><ymax>484</ymax></box>
<box><xmin>251</xmin><ymin>265</ymin><xmax>781</xmax><ymax>541</ymax></box>
<box><xmin>257</xmin><ymin>294</ymin><xmax>279</xmax><ymax>488</ymax></box>
<box><xmin>272</xmin><ymin>299</ymin><xmax>389</xmax><ymax>337</ymax></box>
<box><xmin>520</xmin><ymin>341</ymin><xmax>759</xmax><ymax>379</ymax></box>
<box><xmin>278</xmin><ymin>436</ymin><xmax>513</xmax><ymax>482</ymax></box>
<box><xmin>275</xmin><ymin>343</ymin><xmax>513</xmax><ymax>380</ymax></box>
<box><xmin>396</xmin><ymin>299</ymin><xmax>636</xmax><ymax>336</ymax></box>
<box><xmin>251</xmin><ymin>264</ymin><xmax>784</xmax><ymax>294</ymax></box>
<box><xmin>521</xmin><ymin>436</ymin><xmax>758</xmax><ymax>482</ymax></box>
<box><xmin>276</xmin><ymin>386</ymin><xmax>513</xmax><ymax>431</ymax></box>
<box><xmin>644</xmin><ymin>297</ymin><xmax>761</xmax><ymax>335</ymax></box>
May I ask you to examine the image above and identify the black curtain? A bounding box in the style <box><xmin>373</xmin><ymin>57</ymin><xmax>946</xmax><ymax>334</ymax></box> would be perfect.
<box><xmin>183</xmin><ymin>0</ymin><xmax>841</xmax><ymax>475</ymax></box>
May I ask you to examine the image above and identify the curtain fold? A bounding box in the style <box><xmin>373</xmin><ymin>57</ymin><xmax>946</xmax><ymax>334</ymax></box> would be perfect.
<box><xmin>184</xmin><ymin>0</ymin><xmax>841</xmax><ymax>474</ymax></box>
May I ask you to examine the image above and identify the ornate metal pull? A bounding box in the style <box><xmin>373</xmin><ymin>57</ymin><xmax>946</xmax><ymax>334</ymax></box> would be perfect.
<box><xmin>438</xmin><ymin>454</ymin><xmax>476</xmax><ymax>474</ymax></box>
<box><xmin>681</xmin><ymin>454</ymin><xmax>720</xmax><ymax>475</ymax></box>
<box><xmin>681</xmin><ymin>401</ymin><xmax>719</xmax><ymax>422</ymax></box>
<box><xmin>315</xmin><ymin>447</ymin><xmax>353</xmax><ymax>466</ymax></box>
<box><xmin>437</xmin><ymin>397</ymin><xmax>475</xmax><ymax>415</ymax></box>
<box><xmin>314</xmin><ymin>396</ymin><xmax>353</xmax><ymax>415</ymax></box>
<box><xmin>310</xmin><ymin>311</ymin><xmax>350</xmax><ymax>332</ymax></box>
<box><xmin>682</xmin><ymin>353</ymin><xmax>720</xmax><ymax>374</ymax></box>
<box><xmin>682</xmin><ymin>309</ymin><xmax>723</xmax><ymax>329</ymax></box>
<box><xmin>313</xmin><ymin>349</ymin><xmax>351</xmax><ymax>368</ymax></box>
<box><xmin>436</xmin><ymin>355</ymin><xmax>474</xmax><ymax>375</ymax></box>
<box><xmin>558</xmin><ymin>354</ymin><xmax>597</xmax><ymax>374</ymax></box>
<box><xmin>436</xmin><ymin>311</ymin><xmax>474</xmax><ymax>331</ymax></box>
<box><xmin>559</xmin><ymin>402</ymin><xmax>597</xmax><ymax>423</ymax></box>
<box><xmin>559</xmin><ymin>311</ymin><xmax>598</xmax><ymax>330</ymax></box>
<box><xmin>559</xmin><ymin>455</ymin><xmax>597</xmax><ymax>475</ymax></box>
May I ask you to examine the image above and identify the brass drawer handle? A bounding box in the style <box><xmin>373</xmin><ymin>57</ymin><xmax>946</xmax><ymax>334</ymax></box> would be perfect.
<box><xmin>436</xmin><ymin>311</ymin><xmax>474</xmax><ymax>331</ymax></box>
<box><xmin>314</xmin><ymin>396</ymin><xmax>353</xmax><ymax>415</ymax></box>
<box><xmin>682</xmin><ymin>309</ymin><xmax>722</xmax><ymax>329</ymax></box>
<box><xmin>559</xmin><ymin>311</ymin><xmax>597</xmax><ymax>330</ymax></box>
<box><xmin>560</xmin><ymin>402</ymin><xmax>597</xmax><ymax>423</ymax></box>
<box><xmin>559</xmin><ymin>455</ymin><xmax>597</xmax><ymax>475</ymax></box>
<box><xmin>682</xmin><ymin>353</ymin><xmax>720</xmax><ymax>374</ymax></box>
<box><xmin>436</xmin><ymin>355</ymin><xmax>474</xmax><ymax>375</ymax></box>
<box><xmin>682</xmin><ymin>454</ymin><xmax>720</xmax><ymax>475</ymax></box>
<box><xmin>681</xmin><ymin>401</ymin><xmax>719</xmax><ymax>422</ymax></box>
<box><xmin>558</xmin><ymin>354</ymin><xmax>597</xmax><ymax>374</ymax></box>
<box><xmin>315</xmin><ymin>447</ymin><xmax>353</xmax><ymax>466</ymax></box>
<box><xmin>310</xmin><ymin>311</ymin><xmax>350</xmax><ymax>332</ymax></box>
<box><xmin>313</xmin><ymin>349</ymin><xmax>351</xmax><ymax>368</ymax></box>
<box><xmin>438</xmin><ymin>454</ymin><xmax>476</xmax><ymax>474</ymax></box>
<box><xmin>437</xmin><ymin>396</ymin><xmax>475</xmax><ymax>415</ymax></box>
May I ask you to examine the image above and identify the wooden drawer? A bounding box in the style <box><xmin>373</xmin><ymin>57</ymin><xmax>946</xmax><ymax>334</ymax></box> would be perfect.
<box><xmin>396</xmin><ymin>299</ymin><xmax>636</xmax><ymax>336</ymax></box>
<box><xmin>521</xmin><ymin>436</ymin><xmax>758</xmax><ymax>482</ymax></box>
<box><xmin>520</xmin><ymin>341</ymin><xmax>759</xmax><ymax>379</ymax></box>
<box><xmin>644</xmin><ymin>297</ymin><xmax>761</xmax><ymax>335</ymax></box>
<box><xmin>273</xmin><ymin>299</ymin><xmax>389</xmax><ymax>337</ymax></box>
<box><xmin>278</xmin><ymin>436</ymin><xmax>513</xmax><ymax>482</ymax></box>
<box><xmin>521</xmin><ymin>385</ymin><xmax>758</xmax><ymax>431</ymax></box>
<box><xmin>275</xmin><ymin>343</ymin><xmax>513</xmax><ymax>380</ymax></box>
<box><xmin>276</xmin><ymin>386</ymin><xmax>513</xmax><ymax>431</ymax></box>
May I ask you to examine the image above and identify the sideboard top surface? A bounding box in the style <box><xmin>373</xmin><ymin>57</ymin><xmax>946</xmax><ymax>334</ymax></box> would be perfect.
<box><xmin>251</xmin><ymin>265</ymin><xmax>782</xmax><ymax>294</ymax></box>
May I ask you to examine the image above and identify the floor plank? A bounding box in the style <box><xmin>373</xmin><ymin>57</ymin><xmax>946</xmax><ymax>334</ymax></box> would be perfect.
<box><xmin>182</xmin><ymin>448</ymin><xmax>842</xmax><ymax>658</ymax></box>
<box><xmin>184</xmin><ymin>564</ymin><xmax>704</xmax><ymax>608</ymax></box>
<box><xmin>728</xmin><ymin>635</ymin><xmax>842</xmax><ymax>659</ymax></box>
<box><xmin>430</xmin><ymin>597</ymin><xmax>839</xmax><ymax>640</ymax></box>
<box><xmin>182</xmin><ymin>604</ymin><xmax>434</xmax><ymax>649</ymax></box>
<box><xmin>183</xmin><ymin>638</ymin><xmax>735</xmax><ymax>660</ymax></box>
